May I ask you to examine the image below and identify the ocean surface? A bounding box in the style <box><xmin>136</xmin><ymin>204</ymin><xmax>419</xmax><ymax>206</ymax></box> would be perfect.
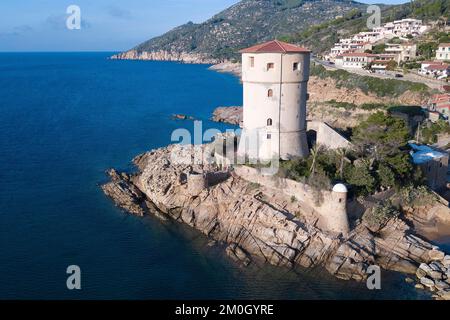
<box><xmin>0</xmin><ymin>52</ymin><xmax>434</xmax><ymax>299</ymax></box>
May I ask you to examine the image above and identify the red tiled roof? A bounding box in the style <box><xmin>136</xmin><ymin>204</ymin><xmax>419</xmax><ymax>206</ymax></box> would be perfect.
<box><xmin>239</xmin><ymin>40</ymin><xmax>310</xmax><ymax>54</ymax></box>
<box><xmin>426</xmin><ymin>64</ymin><xmax>450</xmax><ymax>71</ymax></box>
<box><xmin>436</xmin><ymin>104</ymin><xmax>450</xmax><ymax>109</ymax></box>
<box><xmin>439</xmin><ymin>43</ymin><xmax>450</xmax><ymax>48</ymax></box>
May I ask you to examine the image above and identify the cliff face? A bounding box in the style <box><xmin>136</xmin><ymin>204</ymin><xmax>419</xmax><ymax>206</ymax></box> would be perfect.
<box><xmin>113</xmin><ymin>0</ymin><xmax>366</xmax><ymax>63</ymax></box>
<box><xmin>102</xmin><ymin>143</ymin><xmax>443</xmax><ymax>281</ymax></box>
<box><xmin>110</xmin><ymin>50</ymin><xmax>220</xmax><ymax>64</ymax></box>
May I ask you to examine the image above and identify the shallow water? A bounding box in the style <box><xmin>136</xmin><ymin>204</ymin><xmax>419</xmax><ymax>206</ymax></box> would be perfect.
<box><xmin>0</xmin><ymin>52</ymin><xmax>433</xmax><ymax>299</ymax></box>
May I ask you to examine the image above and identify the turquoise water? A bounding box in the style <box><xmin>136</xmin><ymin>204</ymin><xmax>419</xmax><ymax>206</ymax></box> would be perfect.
<box><xmin>0</xmin><ymin>52</ymin><xmax>431</xmax><ymax>299</ymax></box>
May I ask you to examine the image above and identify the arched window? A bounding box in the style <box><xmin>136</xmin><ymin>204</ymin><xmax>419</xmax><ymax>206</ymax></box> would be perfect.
<box><xmin>267</xmin><ymin>89</ymin><xmax>273</xmax><ymax>98</ymax></box>
<box><xmin>267</xmin><ymin>118</ymin><xmax>273</xmax><ymax>126</ymax></box>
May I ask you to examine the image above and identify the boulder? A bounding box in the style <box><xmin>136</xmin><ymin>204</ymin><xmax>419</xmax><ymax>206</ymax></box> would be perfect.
<box><xmin>420</xmin><ymin>277</ymin><xmax>435</xmax><ymax>288</ymax></box>
<box><xmin>438</xmin><ymin>289</ymin><xmax>450</xmax><ymax>300</ymax></box>
<box><xmin>435</xmin><ymin>280</ymin><xmax>450</xmax><ymax>291</ymax></box>
<box><xmin>429</xmin><ymin>270</ymin><xmax>444</xmax><ymax>280</ymax></box>
<box><xmin>405</xmin><ymin>277</ymin><xmax>414</xmax><ymax>283</ymax></box>
<box><xmin>416</xmin><ymin>268</ymin><xmax>427</xmax><ymax>279</ymax></box>
<box><xmin>415</xmin><ymin>283</ymin><xmax>425</xmax><ymax>290</ymax></box>
<box><xmin>419</xmin><ymin>263</ymin><xmax>433</xmax><ymax>274</ymax></box>
<box><xmin>428</xmin><ymin>250</ymin><xmax>445</xmax><ymax>262</ymax></box>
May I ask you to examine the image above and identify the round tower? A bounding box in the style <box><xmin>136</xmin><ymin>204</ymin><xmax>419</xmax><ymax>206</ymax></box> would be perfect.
<box><xmin>187</xmin><ymin>172</ymin><xmax>207</xmax><ymax>196</ymax></box>
<box><xmin>328</xmin><ymin>184</ymin><xmax>350</xmax><ymax>235</ymax></box>
<box><xmin>237</xmin><ymin>40</ymin><xmax>310</xmax><ymax>161</ymax></box>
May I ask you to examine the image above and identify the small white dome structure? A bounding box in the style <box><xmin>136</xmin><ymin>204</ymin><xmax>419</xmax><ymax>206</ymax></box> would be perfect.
<box><xmin>326</xmin><ymin>183</ymin><xmax>350</xmax><ymax>235</ymax></box>
<box><xmin>332</xmin><ymin>183</ymin><xmax>348</xmax><ymax>193</ymax></box>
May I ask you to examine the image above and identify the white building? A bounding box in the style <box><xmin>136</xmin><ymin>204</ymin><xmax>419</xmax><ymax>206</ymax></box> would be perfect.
<box><xmin>392</xmin><ymin>18</ymin><xmax>427</xmax><ymax>37</ymax></box>
<box><xmin>237</xmin><ymin>40</ymin><xmax>310</xmax><ymax>160</ymax></box>
<box><xmin>385</xmin><ymin>43</ymin><xmax>417</xmax><ymax>63</ymax></box>
<box><xmin>436</xmin><ymin>43</ymin><xmax>450</xmax><ymax>61</ymax></box>
<box><xmin>335</xmin><ymin>52</ymin><xmax>377</xmax><ymax>69</ymax></box>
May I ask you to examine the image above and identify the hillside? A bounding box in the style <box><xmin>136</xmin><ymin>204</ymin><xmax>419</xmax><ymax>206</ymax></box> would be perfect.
<box><xmin>112</xmin><ymin>0</ymin><xmax>450</xmax><ymax>63</ymax></box>
<box><xmin>113</xmin><ymin>0</ymin><xmax>366</xmax><ymax>62</ymax></box>
<box><xmin>285</xmin><ymin>0</ymin><xmax>450</xmax><ymax>54</ymax></box>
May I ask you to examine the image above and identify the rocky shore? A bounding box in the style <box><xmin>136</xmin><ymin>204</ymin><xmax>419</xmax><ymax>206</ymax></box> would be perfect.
<box><xmin>102</xmin><ymin>143</ymin><xmax>449</xmax><ymax>294</ymax></box>
<box><xmin>111</xmin><ymin>50</ymin><xmax>220</xmax><ymax>64</ymax></box>
<box><xmin>212</xmin><ymin>107</ymin><xmax>242</xmax><ymax>125</ymax></box>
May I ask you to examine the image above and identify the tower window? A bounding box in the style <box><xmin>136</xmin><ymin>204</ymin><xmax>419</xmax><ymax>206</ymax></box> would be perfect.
<box><xmin>267</xmin><ymin>134</ymin><xmax>272</xmax><ymax>140</ymax></box>
<box><xmin>249</xmin><ymin>56</ymin><xmax>255</xmax><ymax>68</ymax></box>
<box><xmin>267</xmin><ymin>63</ymin><xmax>274</xmax><ymax>71</ymax></box>
<box><xmin>267</xmin><ymin>89</ymin><xmax>273</xmax><ymax>98</ymax></box>
<box><xmin>267</xmin><ymin>118</ymin><xmax>273</xmax><ymax>126</ymax></box>
<box><xmin>293</xmin><ymin>62</ymin><xmax>300</xmax><ymax>71</ymax></box>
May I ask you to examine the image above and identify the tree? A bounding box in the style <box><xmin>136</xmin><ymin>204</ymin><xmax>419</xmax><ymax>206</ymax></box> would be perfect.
<box><xmin>336</xmin><ymin>148</ymin><xmax>349</xmax><ymax>180</ymax></box>
<box><xmin>309</xmin><ymin>144</ymin><xmax>322</xmax><ymax>177</ymax></box>
<box><xmin>377</xmin><ymin>164</ymin><xmax>396</xmax><ymax>189</ymax></box>
<box><xmin>346</xmin><ymin>161</ymin><xmax>376</xmax><ymax>195</ymax></box>
<box><xmin>352</xmin><ymin>112</ymin><xmax>410</xmax><ymax>163</ymax></box>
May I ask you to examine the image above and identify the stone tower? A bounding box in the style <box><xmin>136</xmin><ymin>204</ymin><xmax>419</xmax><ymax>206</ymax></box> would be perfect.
<box><xmin>237</xmin><ymin>40</ymin><xmax>311</xmax><ymax>161</ymax></box>
<box><xmin>328</xmin><ymin>184</ymin><xmax>350</xmax><ymax>235</ymax></box>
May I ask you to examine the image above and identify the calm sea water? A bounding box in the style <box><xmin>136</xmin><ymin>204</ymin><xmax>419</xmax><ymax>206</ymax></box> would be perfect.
<box><xmin>0</xmin><ymin>52</ymin><xmax>433</xmax><ymax>299</ymax></box>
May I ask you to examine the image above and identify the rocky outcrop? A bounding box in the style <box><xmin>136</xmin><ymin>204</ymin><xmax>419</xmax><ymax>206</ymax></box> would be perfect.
<box><xmin>209</xmin><ymin>62</ymin><xmax>242</xmax><ymax>78</ymax></box>
<box><xmin>212</xmin><ymin>107</ymin><xmax>242</xmax><ymax>125</ymax></box>
<box><xmin>102</xmin><ymin>143</ymin><xmax>444</xmax><ymax>283</ymax></box>
<box><xmin>110</xmin><ymin>50</ymin><xmax>219</xmax><ymax>64</ymax></box>
<box><xmin>412</xmin><ymin>254</ymin><xmax>450</xmax><ymax>300</ymax></box>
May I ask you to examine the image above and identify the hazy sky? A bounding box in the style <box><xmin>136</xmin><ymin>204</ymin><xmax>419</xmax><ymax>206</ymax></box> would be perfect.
<box><xmin>0</xmin><ymin>0</ymin><xmax>411</xmax><ymax>51</ymax></box>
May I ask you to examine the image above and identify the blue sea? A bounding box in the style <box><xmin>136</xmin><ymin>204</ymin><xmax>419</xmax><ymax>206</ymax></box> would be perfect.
<box><xmin>0</xmin><ymin>52</ymin><xmax>434</xmax><ymax>299</ymax></box>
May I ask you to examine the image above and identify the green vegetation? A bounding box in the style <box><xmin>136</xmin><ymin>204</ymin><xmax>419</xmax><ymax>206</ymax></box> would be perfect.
<box><xmin>363</xmin><ymin>202</ymin><xmax>401</xmax><ymax>231</ymax></box>
<box><xmin>133</xmin><ymin>0</ymin><xmax>367</xmax><ymax>61</ymax></box>
<box><xmin>419</xmin><ymin>119</ymin><xmax>450</xmax><ymax>144</ymax></box>
<box><xmin>397</xmin><ymin>185</ymin><xmax>438</xmax><ymax>207</ymax></box>
<box><xmin>311</xmin><ymin>64</ymin><xmax>430</xmax><ymax>98</ymax></box>
<box><xmin>278</xmin><ymin>113</ymin><xmax>424</xmax><ymax>198</ymax></box>
<box><xmin>371</xmin><ymin>44</ymin><xmax>387</xmax><ymax>55</ymax></box>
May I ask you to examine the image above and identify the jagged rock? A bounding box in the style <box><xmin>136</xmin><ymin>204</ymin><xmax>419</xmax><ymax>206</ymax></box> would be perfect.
<box><xmin>212</xmin><ymin>107</ymin><xmax>243</xmax><ymax>125</ymax></box>
<box><xmin>438</xmin><ymin>289</ymin><xmax>450</xmax><ymax>300</ymax></box>
<box><xmin>429</xmin><ymin>270</ymin><xmax>444</xmax><ymax>280</ymax></box>
<box><xmin>101</xmin><ymin>143</ymin><xmax>441</xmax><ymax>282</ymax></box>
<box><xmin>428</xmin><ymin>250</ymin><xmax>445</xmax><ymax>262</ymax></box>
<box><xmin>226</xmin><ymin>244</ymin><xmax>251</xmax><ymax>267</ymax></box>
<box><xmin>430</xmin><ymin>261</ymin><xmax>446</xmax><ymax>272</ymax></box>
<box><xmin>416</xmin><ymin>268</ymin><xmax>427</xmax><ymax>279</ymax></box>
<box><xmin>415</xmin><ymin>284</ymin><xmax>425</xmax><ymax>290</ymax></box>
<box><xmin>435</xmin><ymin>280</ymin><xmax>450</xmax><ymax>291</ymax></box>
<box><xmin>443</xmin><ymin>256</ymin><xmax>450</xmax><ymax>267</ymax></box>
<box><xmin>405</xmin><ymin>277</ymin><xmax>414</xmax><ymax>283</ymax></box>
<box><xmin>101</xmin><ymin>169</ymin><xmax>148</xmax><ymax>216</ymax></box>
<box><xmin>172</xmin><ymin>114</ymin><xmax>194</xmax><ymax>121</ymax></box>
<box><xmin>111</xmin><ymin>50</ymin><xmax>218</xmax><ymax>64</ymax></box>
<box><xmin>420</xmin><ymin>277</ymin><xmax>435</xmax><ymax>288</ymax></box>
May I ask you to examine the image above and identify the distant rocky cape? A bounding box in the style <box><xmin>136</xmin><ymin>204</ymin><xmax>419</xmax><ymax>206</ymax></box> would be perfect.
<box><xmin>110</xmin><ymin>50</ymin><xmax>220</xmax><ymax>64</ymax></box>
<box><xmin>111</xmin><ymin>0</ymin><xmax>367</xmax><ymax>63</ymax></box>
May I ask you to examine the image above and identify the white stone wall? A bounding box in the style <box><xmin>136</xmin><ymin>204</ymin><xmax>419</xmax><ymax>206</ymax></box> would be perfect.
<box><xmin>308</xmin><ymin>121</ymin><xmax>352</xmax><ymax>150</ymax></box>
<box><xmin>234</xmin><ymin>166</ymin><xmax>350</xmax><ymax>235</ymax></box>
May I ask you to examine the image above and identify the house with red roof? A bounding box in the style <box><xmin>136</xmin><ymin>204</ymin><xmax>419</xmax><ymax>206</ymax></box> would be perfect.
<box><xmin>420</xmin><ymin>61</ymin><xmax>450</xmax><ymax>79</ymax></box>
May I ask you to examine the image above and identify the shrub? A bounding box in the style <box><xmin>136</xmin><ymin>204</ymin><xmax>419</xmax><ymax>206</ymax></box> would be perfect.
<box><xmin>363</xmin><ymin>202</ymin><xmax>400</xmax><ymax>231</ymax></box>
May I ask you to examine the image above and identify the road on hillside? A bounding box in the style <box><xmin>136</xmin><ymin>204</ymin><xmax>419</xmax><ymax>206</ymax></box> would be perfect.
<box><xmin>313</xmin><ymin>59</ymin><xmax>446</xmax><ymax>91</ymax></box>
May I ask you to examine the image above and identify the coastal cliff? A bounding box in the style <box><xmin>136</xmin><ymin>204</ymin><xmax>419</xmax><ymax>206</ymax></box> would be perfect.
<box><xmin>102</xmin><ymin>143</ymin><xmax>447</xmax><ymax>285</ymax></box>
<box><xmin>111</xmin><ymin>50</ymin><xmax>220</xmax><ymax>64</ymax></box>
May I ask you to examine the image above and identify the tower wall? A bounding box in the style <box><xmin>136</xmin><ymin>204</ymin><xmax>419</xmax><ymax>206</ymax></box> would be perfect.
<box><xmin>239</xmin><ymin>51</ymin><xmax>310</xmax><ymax>160</ymax></box>
<box><xmin>325</xmin><ymin>191</ymin><xmax>350</xmax><ymax>235</ymax></box>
